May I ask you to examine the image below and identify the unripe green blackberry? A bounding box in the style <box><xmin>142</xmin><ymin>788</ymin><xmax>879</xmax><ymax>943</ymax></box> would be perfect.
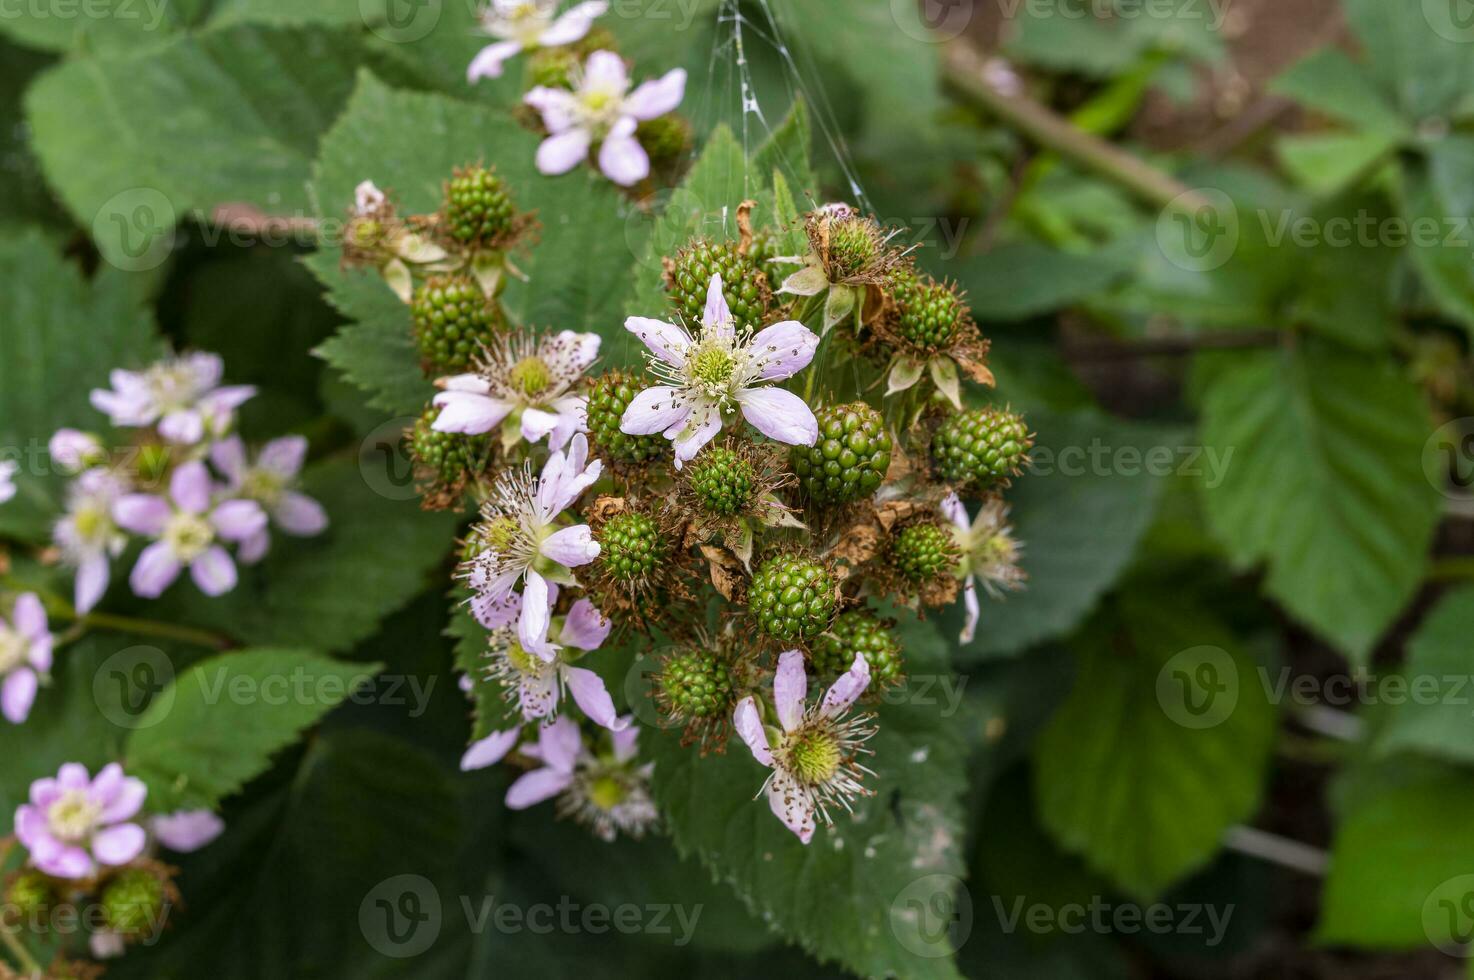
<box><xmin>99</xmin><ymin>867</ymin><xmax>170</xmax><ymax>940</ymax></box>
<box><xmin>4</xmin><ymin>870</ymin><xmax>54</xmax><ymax>926</ymax></box>
<box><xmin>411</xmin><ymin>275</ymin><xmax>504</xmax><ymax>373</ymax></box>
<box><xmin>746</xmin><ymin>228</ymin><xmax>779</xmax><ymax>268</ymax></box>
<box><xmin>444</xmin><ymin>166</ymin><xmax>518</xmax><ymax>247</ymax></box>
<box><xmin>586</xmin><ymin>372</ymin><xmax>664</xmax><ymax>464</ymax></box>
<box><xmin>748</xmin><ymin>554</ymin><xmax>837</xmax><ymax>641</ymax></box>
<box><xmin>598</xmin><ymin>511</ymin><xmax>664</xmax><ymax>581</ymax></box>
<box><xmin>890</xmin><ymin>269</ymin><xmax>966</xmax><ymax>349</ymax></box>
<box><xmin>666</xmin><ymin>239</ymin><xmax>771</xmax><ymax>333</ymax></box>
<box><xmin>658</xmin><ymin>648</ymin><xmax>735</xmax><ymax>720</ymax></box>
<box><xmin>526</xmin><ymin>46</ymin><xmax>578</xmax><ymax>89</ymax></box>
<box><xmin>812</xmin><ymin>611</ymin><xmax>904</xmax><ymax>686</ymax></box>
<box><xmin>687</xmin><ymin>446</ymin><xmax>757</xmax><ymax>516</ymax></box>
<box><xmin>411</xmin><ymin>406</ymin><xmax>491</xmax><ymax>484</ymax></box>
<box><xmin>827</xmin><ymin>216</ymin><xmax>884</xmax><ymax>280</ymax></box>
<box><xmin>636</xmin><ymin>114</ymin><xmax>691</xmax><ymax>170</ymax></box>
<box><xmin>890</xmin><ymin>523</ymin><xmax>959</xmax><ymax>583</ymax></box>
<box><xmin>932</xmin><ymin>408</ymin><xmax>1032</xmax><ymax>487</ymax></box>
<box><xmin>790</xmin><ymin>402</ymin><xmax>892</xmax><ymax>504</ymax></box>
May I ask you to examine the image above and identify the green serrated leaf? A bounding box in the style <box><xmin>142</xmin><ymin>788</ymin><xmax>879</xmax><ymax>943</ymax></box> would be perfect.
<box><xmin>1270</xmin><ymin>47</ymin><xmax>1409</xmax><ymax>136</ymax></box>
<box><xmin>1373</xmin><ymin>586</ymin><xmax>1474</xmax><ymax>765</ymax></box>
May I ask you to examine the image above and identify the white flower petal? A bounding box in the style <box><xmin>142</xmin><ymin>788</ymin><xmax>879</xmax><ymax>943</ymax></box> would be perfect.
<box><xmin>733</xmin><ymin>696</ymin><xmax>772</xmax><ymax>766</ymax></box>
<box><xmin>535</xmin><ymin>128</ymin><xmax>592</xmax><ymax>175</ymax></box>
<box><xmin>620</xmin><ymin>385</ymin><xmax>690</xmax><ymax>435</ymax></box>
<box><xmin>736</xmin><ymin>387</ymin><xmax>818</xmax><ymax>447</ymax></box>
<box><xmin>747</xmin><ymin>320</ymin><xmax>819</xmax><ymax>381</ymax></box>
<box><xmin>598</xmin><ymin>131</ymin><xmax>650</xmax><ymax>186</ymax></box>
<box><xmin>624</xmin><ymin>67</ymin><xmax>687</xmax><ymax>120</ymax></box>
<box><xmin>468</xmin><ymin>39</ymin><xmax>523</xmax><ymax>82</ymax></box>
<box><xmin>624</xmin><ymin>317</ymin><xmax>690</xmax><ymax>367</ymax></box>
<box><xmin>431</xmin><ymin>391</ymin><xmax>514</xmax><ymax>434</ymax></box>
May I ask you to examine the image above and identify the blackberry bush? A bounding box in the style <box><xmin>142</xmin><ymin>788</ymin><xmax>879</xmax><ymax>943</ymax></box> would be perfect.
<box><xmin>687</xmin><ymin>445</ymin><xmax>758</xmax><ymax>516</ymax></box>
<box><xmin>932</xmin><ymin>407</ymin><xmax>1032</xmax><ymax>487</ymax></box>
<box><xmin>890</xmin><ymin>522</ymin><xmax>959</xmax><ymax>583</ymax></box>
<box><xmin>666</xmin><ymin>239</ymin><xmax>771</xmax><ymax>333</ymax></box>
<box><xmin>748</xmin><ymin>554</ymin><xmax>837</xmax><ymax>641</ymax></box>
<box><xmin>790</xmin><ymin>402</ymin><xmax>892</xmax><ymax>505</ymax></box>
<box><xmin>586</xmin><ymin>372</ymin><xmax>664</xmax><ymax>464</ymax></box>
<box><xmin>811</xmin><ymin>610</ymin><xmax>904</xmax><ymax>686</ymax></box>
<box><xmin>411</xmin><ymin>275</ymin><xmax>504</xmax><ymax>373</ymax></box>
<box><xmin>598</xmin><ymin>511</ymin><xmax>665</xmax><ymax>582</ymax></box>
<box><xmin>443</xmin><ymin>165</ymin><xmax>518</xmax><ymax>248</ymax></box>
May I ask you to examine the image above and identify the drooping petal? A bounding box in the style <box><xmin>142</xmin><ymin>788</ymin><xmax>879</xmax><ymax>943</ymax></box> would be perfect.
<box><xmin>747</xmin><ymin>320</ymin><xmax>819</xmax><ymax>381</ymax></box>
<box><xmin>91</xmin><ymin>823</ymin><xmax>146</xmax><ymax>866</ymax></box>
<box><xmin>624</xmin><ymin>67</ymin><xmax>687</xmax><ymax>120</ymax></box>
<box><xmin>1</xmin><ymin>669</ymin><xmax>37</xmax><ymax>724</ymax></box>
<box><xmin>559</xmin><ymin>599</ymin><xmax>610</xmax><ymax>650</ymax></box>
<box><xmin>518</xmin><ymin>570</ymin><xmax>554</xmax><ymax>660</ymax></box>
<box><xmin>210</xmin><ymin>499</ymin><xmax>268</xmax><ymax>543</ymax></box>
<box><xmin>274</xmin><ymin>492</ymin><xmax>328</xmax><ymax>536</ymax></box>
<box><xmin>431</xmin><ymin>391</ymin><xmax>514</xmax><ymax>434</ymax></box>
<box><xmin>598</xmin><ymin>129</ymin><xmax>650</xmax><ymax>187</ymax></box>
<box><xmin>459</xmin><ymin>729</ymin><xmax>521</xmax><ymax>772</ymax></box>
<box><xmin>258</xmin><ymin>435</ymin><xmax>308</xmax><ymax>477</ymax></box>
<box><xmin>190</xmin><ymin>547</ymin><xmax>238</xmax><ymax>597</ymax></box>
<box><xmin>112</xmin><ymin>494</ymin><xmax>171</xmax><ymax>536</ymax></box>
<box><xmin>169</xmin><ymin>461</ymin><xmax>213</xmax><ymax>515</ymax></box>
<box><xmin>546</xmin><ymin>398</ymin><xmax>586</xmax><ymax>452</ymax></box>
<box><xmin>669</xmin><ymin>403</ymin><xmax>723</xmax><ymax>468</ymax></box>
<box><xmin>130</xmin><ymin>542</ymin><xmax>181</xmax><ymax>598</ymax></box>
<box><xmin>539</xmin><ymin>524</ymin><xmax>599</xmax><ymax>568</ymax></box>
<box><xmin>732</xmin><ymin>696</ymin><xmax>772</xmax><ymax>766</ymax></box>
<box><xmin>610</xmin><ymin>720</ymin><xmax>640</xmax><ymax>763</ymax></box>
<box><xmin>736</xmin><ymin>386</ymin><xmax>818</xmax><ymax>447</ymax></box>
<box><xmin>939</xmin><ymin>491</ymin><xmax>970</xmax><ymax>534</ymax></box>
<box><xmin>75</xmin><ymin>555</ymin><xmax>110</xmax><ymax>615</ymax></box>
<box><xmin>40</xmin><ymin>845</ymin><xmax>94</xmax><ymax>880</ymax></box>
<box><xmin>467</xmin><ymin>39</ymin><xmax>523</xmax><ymax>82</ymax></box>
<box><xmin>238</xmin><ymin>529</ymin><xmax>270</xmax><ymax>565</ymax></box>
<box><xmin>538</xmin><ymin>0</ymin><xmax>607</xmax><ymax>45</ymax></box>
<box><xmin>820</xmin><ymin>653</ymin><xmax>871</xmax><ymax>718</ymax></box>
<box><xmin>959</xmin><ymin>577</ymin><xmax>980</xmax><ymax>644</ymax></box>
<box><xmin>766</xmin><ymin>769</ymin><xmax>816</xmax><ymax>844</ymax></box>
<box><xmin>150</xmin><ymin>810</ymin><xmax>225</xmax><ymax>852</ymax></box>
<box><xmin>773</xmin><ymin>650</ymin><xmax>808</xmax><ymax>732</ymax></box>
<box><xmin>12</xmin><ymin>592</ymin><xmax>47</xmax><ymax>640</ymax></box>
<box><xmin>619</xmin><ymin>385</ymin><xmax>690</xmax><ymax>435</ymax></box>
<box><xmin>535</xmin><ymin>128</ymin><xmax>593</xmax><ymax>175</ymax></box>
<box><xmin>623</xmin><ymin>317</ymin><xmax>690</xmax><ymax>367</ymax></box>
<box><xmin>563</xmin><ymin>666</ymin><xmax>627</xmax><ymax>731</ymax></box>
<box><xmin>520</xmin><ymin>407</ymin><xmax>562</xmax><ymax>444</ymax></box>
<box><xmin>540</xmin><ymin>714</ymin><xmax>583</xmax><ymax>772</ymax></box>
<box><xmin>504</xmin><ymin>766</ymin><xmax>575</xmax><ymax>809</ymax></box>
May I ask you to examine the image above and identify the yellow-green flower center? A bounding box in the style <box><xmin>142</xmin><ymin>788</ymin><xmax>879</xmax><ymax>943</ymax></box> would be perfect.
<box><xmin>787</xmin><ymin>728</ymin><xmax>841</xmax><ymax>785</ymax></box>
<box><xmin>163</xmin><ymin>511</ymin><xmax>215</xmax><ymax>562</ymax></box>
<box><xmin>0</xmin><ymin>627</ymin><xmax>26</xmax><ymax>674</ymax></box>
<box><xmin>73</xmin><ymin>504</ymin><xmax>108</xmax><ymax>542</ymax></box>
<box><xmin>480</xmin><ymin>516</ymin><xmax>520</xmax><ymax>553</ymax></box>
<box><xmin>504</xmin><ymin>639</ymin><xmax>541</xmax><ymax>675</ymax></box>
<box><xmin>47</xmin><ymin>790</ymin><xmax>102</xmax><ymax>843</ymax></box>
<box><xmin>587</xmin><ymin>774</ymin><xmax>627</xmax><ymax>811</ymax></box>
<box><xmin>241</xmin><ymin>469</ymin><xmax>286</xmax><ymax>506</ymax></box>
<box><xmin>690</xmin><ymin>347</ymin><xmax>735</xmax><ymax>387</ymax></box>
<box><xmin>510</xmin><ymin>355</ymin><xmax>552</xmax><ymax>397</ymax></box>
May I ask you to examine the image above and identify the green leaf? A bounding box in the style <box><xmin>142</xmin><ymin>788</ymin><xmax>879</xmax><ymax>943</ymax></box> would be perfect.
<box><xmin>948</xmin><ymin>241</ymin><xmax>1135</xmax><ymax>322</ymax></box>
<box><xmin>0</xmin><ymin>225</ymin><xmax>161</xmax><ymax>541</ymax></box>
<box><xmin>1373</xmin><ymin>586</ymin><xmax>1474</xmax><ymax>765</ymax></box>
<box><xmin>125</xmin><ymin>648</ymin><xmax>382</xmax><ymax>810</ymax></box>
<box><xmin>752</xmin><ymin>96</ymin><xmax>815</xmax><ymax>199</ymax></box>
<box><xmin>956</xmin><ymin>410</ymin><xmax>1179</xmax><ymax>661</ymax></box>
<box><xmin>1343</xmin><ymin>0</ymin><xmax>1474</xmax><ymax>121</ymax></box>
<box><xmin>1277</xmin><ymin>131</ymin><xmax>1400</xmax><ymax>197</ymax></box>
<box><xmin>649</xmin><ymin>616</ymin><xmax>969</xmax><ymax>979</ymax></box>
<box><xmin>1403</xmin><ymin>136</ymin><xmax>1474</xmax><ymax>336</ymax></box>
<box><xmin>0</xmin><ymin>40</ymin><xmax>66</xmax><ymax>230</ymax></box>
<box><xmin>1317</xmin><ymin>763</ymin><xmax>1474</xmax><ymax>949</ymax></box>
<box><xmin>1195</xmin><ymin>344</ymin><xmax>1440</xmax><ymax>661</ymax></box>
<box><xmin>1032</xmin><ymin>593</ymin><xmax>1277</xmax><ymax>900</ymax></box>
<box><xmin>1270</xmin><ymin>47</ymin><xmax>1408</xmax><ymax>136</ymax></box>
<box><xmin>151</xmin><ymin>459</ymin><xmax>457</xmax><ymax>652</ymax></box>
<box><xmin>0</xmin><ymin>0</ymin><xmax>194</xmax><ymax>53</ymax></box>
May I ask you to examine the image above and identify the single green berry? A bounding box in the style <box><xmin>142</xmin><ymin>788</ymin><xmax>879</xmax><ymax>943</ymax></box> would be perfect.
<box><xmin>444</xmin><ymin>166</ymin><xmax>518</xmax><ymax>247</ymax></box>
<box><xmin>99</xmin><ymin>867</ymin><xmax>169</xmax><ymax>940</ymax></box>
<box><xmin>599</xmin><ymin>511</ymin><xmax>664</xmax><ymax>581</ymax></box>
<box><xmin>666</xmin><ymin>239</ymin><xmax>771</xmax><ymax>333</ymax></box>
<box><xmin>636</xmin><ymin>114</ymin><xmax>690</xmax><ymax>170</ymax></box>
<box><xmin>4</xmin><ymin>870</ymin><xmax>54</xmax><ymax>925</ymax></box>
<box><xmin>586</xmin><ymin>372</ymin><xmax>665</xmax><ymax>463</ymax></box>
<box><xmin>890</xmin><ymin>523</ymin><xmax>959</xmax><ymax>583</ymax></box>
<box><xmin>658</xmin><ymin>648</ymin><xmax>735</xmax><ymax>720</ymax></box>
<box><xmin>748</xmin><ymin>554</ymin><xmax>837</xmax><ymax>641</ymax></box>
<box><xmin>812</xmin><ymin>611</ymin><xmax>904</xmax><ymax>686</ymax></box>
<box><xmin>932</xmin><ymin>408</ymin><xmax>1032</xmax><ymax>487</ymax></box>
<box><xmin>411</xmin><ymin>275</ymin><xmax>504</xmax><ymax>373</ymax></box>
<box><xmin>890</xmin><ymin>269</ymin><xmax>966</xmax><ymax>349</ymax></box>
<box><xmin>790</xmin><ymin>402</ymin><xmax>892</xmax><ymax>505</ymax></box>
<box><xmin>687</xmin><ymin>446</ymin><xmax>757</xmax><ymax>516</ymax></box>
<box><xmin>827</xmin><ymin>216</ymin><xmax>883</xmax><ymax>280</ymax></box>
<box><xmin>746</xmin><ymin>228</ymin><xmax>779</xmax><ymax>269</ymax></box>
<box><xmin>411</xmin><ymin>406</ymin><xmax>492</xmax><ymax>484</ymax></box>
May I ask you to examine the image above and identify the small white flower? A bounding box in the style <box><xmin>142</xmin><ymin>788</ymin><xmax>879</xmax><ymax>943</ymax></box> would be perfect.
<box><xmin>620</xmin><ymin>273</ymin><xmax>820</xmax><ymax>467</ymax></box>
<box><xmin>432</xmin><ymin>330</ymin><xmax>598</xmax><ymax>451</ymax></box>
<box><xmin>48</xmin><ymin>429</ymin><xmax>105</xmax><ymax>474</ymax></box>
<box><xmin>0</xmin><ymin>460</ymin><xmax>16</xmax><ymax>506</ymax></box>
<box><xmin>468</xmin><ymin>0</ymin><xmax>609</xmax><ymax>82</ymax></box>
<box><xmin>53</xmin><ymin>468</ymin><xmax>130</xmax><ymax>613</ymax></box>
<box><xmin>0</xmin><ymin>593</ymin><xmax>52</xmax><ymax>724</ymax></box>
<box><xmin>210</xmin><ymin>436</ymin><xmax>329</xmax><ymax>564</ymax></box>
<box><xmin>523</xmin><ymin>50</ymin><xmax>686</xmax><ymax>186</ymax></box>
<box><xmin>482</xmin><ymin>594</ymin><xmax>623</xmax><ymax>730</ymax></box>
<box><xmin>942</xmin><ymin>492</ymin><xmax>1024</xmax><ymax>644</ymax></box>
<box><xmin>354</xmin><ymin>180</ymin><xmax>386</xmax><ymax>215</ymax></box>
<box><xmin>89</xmin><ymin>352</ymin><xmax>255</xmax><ymax>445</ymax></box>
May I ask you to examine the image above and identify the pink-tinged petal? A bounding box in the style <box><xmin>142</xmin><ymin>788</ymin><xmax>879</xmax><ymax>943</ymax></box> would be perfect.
<box><xmin>820</xmin><ymin>653</ymin><xmax>870</xmax><ymax>718</ymax></box>
<box><xmin>540</xmin><ymin>714</ymin><xmax>583</xmax><ymax>772</ymax></box>
<box><xmin>767</xmin><ymin>770</ymin><xmax>816</xmax><ymax>844</ymax></box>
<box><xmin>189</xmin><ymin>547</ymin><xmax>237</xmax><ymax>597</ymax></box>
<box><xmin>210</xmin><ymin>499</ymin><xmax>267</xmax><ymax>542</ymax></box>
<box><xmin>1</xmin><ymin>669</ymin><xmax>37</xmax><ymax>724</ymax></box>
<box><xmin>518</xmin><ymin>570</ymin><xmax>554</xmax><ymax>659</ymax></box>
<box><xmin>202</xmin><ymin>385</ymin><xmax>256</xmax><ymax>414</ymax></box>
<box><xmin>12</xmin><ymin>592</ymin><xmax>46</xmax><ymax>640</ymax></box>
<box><xmin>459</xmin><ymin>729</ymin><xmax>521</xmax><ymax>772</ymax></box>
<box><xmin>536</xmin><ymin>129</ymin><xmax>593</xmax><ymax>175</ymax></box>
<box><xmin>559</xmin><ymin>599</ymin><xmax>610</xmax><ymax>650</ymax></box>
<box><xmin>748</xmin><ymin>320</ymin><xmax>819</xmax><ymax>381</ymax></box>
<box><xmin>471</xmin><ymin>588</ymin><xmax>521</xmax><ymax>630</ymax></box>
<box><xmin>504</xmin><ymin>766</ymin><xmax>574</xmax><ymax>809</ymax></box>
<box><xmin>737</xmin><ymin>387</ymin><xmax>818</xmax><ymax>447</ymax></box>
<box><xmin>99</xmin><ymin>778</ymin><xmax>147</xmax><ymax>823</ymax></box>
<box><xmin>238</xmin><ymin>528</ymin><xmax>270</xmax><ymax>565</ymax></box>
<box><xmin>583</xmin><ymin>49</ymin><xmax>628</xmax><ymax>91</ymax></box>
<box><xmin>523</xmin><ymin>86</ymin><xmax>580</xmax><ymax>133</ymax></box>
<box><xmin>670</xmin><ymin>405</ymin><xmax>722</xmax><ymax>468</ymax></box>
<box><xmin>597</xmin><ymin>129</ymin><xmax>649</xmax><ymax>187</ymax></box>
<box><xmin>624</xmin><ymin>67</ymin><xmax>687</xmax><ymax>120</ymax></box>
<box><xmin>151</xmin><ymin>810</ymin><xmax>224</xmax><ymax>852</ymax></box>
<box><xmin>90</xmin><ymin>762</ymin><xmax>124</xmax><ymax>804</ymax></box>
<box><xmin>620</xmin><ymin>385</ymin><xmax>689</xmax><ymax>435</ymax></box>
<box><xmin>258</xmin><ymin>436</ymin><xmax>308</xmax><ymax>477</ymax></box>
<box><xmin>28</xmin><ymin>633</ymin><xmax>51</xmax><ymax>674</ymax></box>
<box><xmin>610</xmin><ymin>721</ymin><xmax>639</xmax><ymax>762</ymax></box>
<box><xmin>209</xmin><ymin>436</ymin><xmax>248</xmax><ymax>486</ymax></box>
<box><xmin>39</xmin><ymin>845</ymin><xmax>94</xmax><ymax>879</ymax></box>
<box><xmin>555</xmin><ymin>330</ymin><xmax>601</xmax><ymax>371</ymax></box>
<box><xmin>112</xmin><ymin>494</ymin><xmax>171</xmax><ymax>536</ymax></box>
<box><xmin>520</xmin><ymin>407</ymin><xmax>561</xmax><ymax>444</ymax></box>
<box><xmin>546</xmin><ymin>400</ymin><xmax>586</xmax><ymax>453</ymax></box>
<box><xmin>539</xmin><ymin>0</ymin><xmax>606</xmax><ymax>45</ymax></box>
<box><xmin>960</xmin><ymin>577</ymin><xmax>980</xmax><ymax>644</ymax></box>
<box><xmin>563</xmin><ymin>666</ymin><xmax>627</xmax><ymax>731</ymax></box>
<box><xmin>733</xmin><ymin>697</ymin><xmax>772</xmax><ymax>766</ymax></box>
<box><xmin>49</xmin><ymin>429</ymin><xmax>101</xmax><ymax>472</ymax></box>
<box><xmin>273</xmin><ymin>492</ymin><xmax>328</xmax><ymax>536</ymax></box>
<box><xmin>130</xmin><ymin>542</ymin><xmax>181</xmax><ymax>598</ymax></box>
<box><xmin>623</xmin><ymin>317</ymin><xmax>689</xmax><ymax>367</ymax></box>
<box><xmin>57</xmin><ymin>763</ymin><xmax>90</xmax><ymax>789</ymax></box>
<box><xmin>468</xmin><ymin>39</ymin><xmax>523</xmax><ymax>82</ymax></box>
<box><xmin>158</xmin><ymin>410</ymin><xmax>204</xmax><ymax>445</ymax></box>
<box><xmin>518</xmin><ymin>670</ymin><xmax>560</xmax><ymax>721</ymax></box>
<box><xmin>75</xmin><ymin>556</ymin><xmax>110</xmax><ymax>615</ymax></box>
<box><xmin>940</xmin><ymin>492</ymin><xmax>969</xmax><ymax>534</ymax></box>
<box><xmin>702</xmin><ymin>273</ymin><xmax>732</xmax><ymax>334</ymax></box>
<box><xmin>539</xmin><ymin>524</ymin><xmax>599</xmax><ymax>568</ymax></box>
<box><xmin>431</xmin><ymin>390</ymin><xmax>514</xmax><ymax>434</ymax></box>
<box><xmin>169</xmin><ymin>461</ymin><xmax>213</xmax><ymax>514</ymax></box>
<box><xmin>91</xmin><ymin>823</ymin><xmax>146</xmax><ymax>866</ymax></box>
<box><xmin>773</xmin><ymin>650</ymin><xmax>808</xmax><ymax>732</ymax></box>
<box><xmin>439</xmin><ymin>373</ymin><xmax>491</xmax><ymax>393</ymax></box>
<box><xmin>16</xmin><ymin>802</ymin><xmax>52</xmax><ymax>844</ymax></box>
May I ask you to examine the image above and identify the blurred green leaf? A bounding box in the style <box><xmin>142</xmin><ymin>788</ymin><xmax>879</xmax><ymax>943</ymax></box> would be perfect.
<box><xmin>1374</xmin><ymin>586</ymin><xmax>1474</xmax><ymax>765</ymax></box>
